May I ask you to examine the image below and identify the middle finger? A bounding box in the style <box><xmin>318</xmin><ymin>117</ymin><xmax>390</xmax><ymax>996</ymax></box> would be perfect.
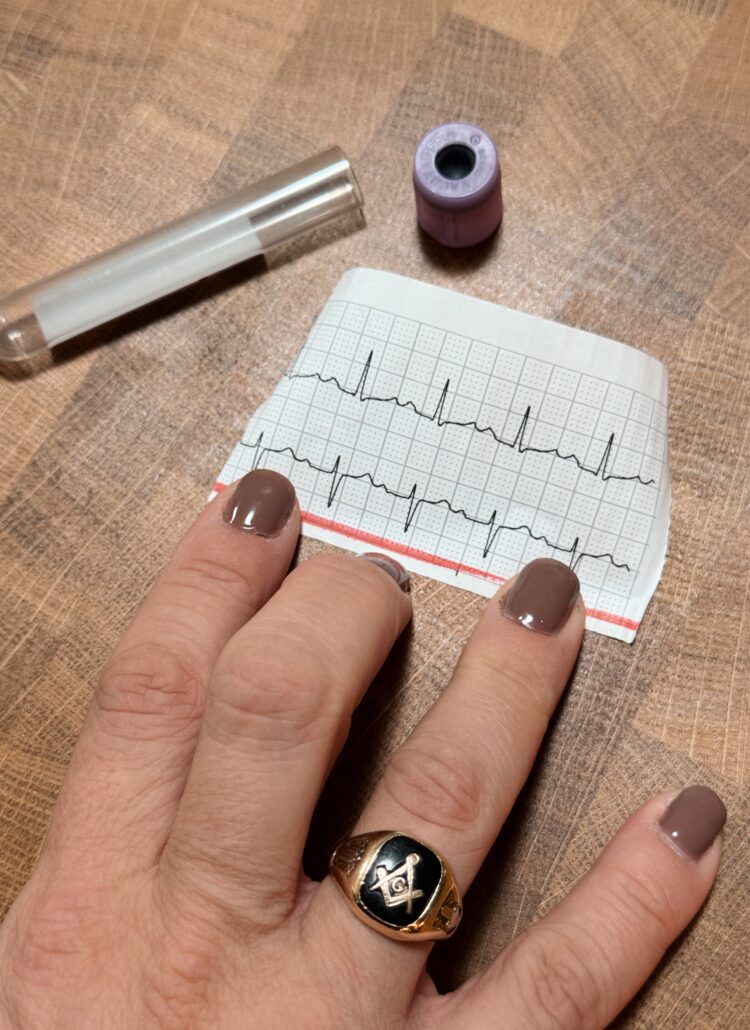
<box><xmin>162</xmin><ymin>550</ymin><xmax>411</xmax><ymax>927</ymax></box>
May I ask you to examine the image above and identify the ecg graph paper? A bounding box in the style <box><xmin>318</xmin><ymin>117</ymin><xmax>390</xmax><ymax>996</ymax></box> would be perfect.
<box><xmin>215</xmin><ymin>268</ymin><xmax>670</xmax><ymax>642</ymax></box>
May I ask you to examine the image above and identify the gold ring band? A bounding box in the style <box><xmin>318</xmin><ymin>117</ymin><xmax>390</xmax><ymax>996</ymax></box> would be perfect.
<box><xmin>329</xmin><ymin>831</ymin><xmax>462</xmax><ymax>941</ymax></box>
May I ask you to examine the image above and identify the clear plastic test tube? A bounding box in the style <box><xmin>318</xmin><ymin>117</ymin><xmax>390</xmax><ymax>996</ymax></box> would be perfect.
<box><xmin>0</xmin><ymin>147</ymin><xmax>362</xmax><ymax>362</ymax></box>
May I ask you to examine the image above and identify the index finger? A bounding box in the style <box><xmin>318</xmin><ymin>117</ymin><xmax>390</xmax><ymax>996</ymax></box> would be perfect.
<box><xmin>43</xmin><ymin>470</ymin><xmax>299</xmax><ymax>877</ymax></box>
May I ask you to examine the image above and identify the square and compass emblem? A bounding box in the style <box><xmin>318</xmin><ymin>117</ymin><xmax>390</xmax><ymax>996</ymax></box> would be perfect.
<box><xmin>330</xmin><ymin>830</ymin><xmax>463</xmax><ymax>939</ymax></box>
<box><xmin>358</xmin><ymin>834</ymin><xmax>444</xmax><ymax>930</ymax></box>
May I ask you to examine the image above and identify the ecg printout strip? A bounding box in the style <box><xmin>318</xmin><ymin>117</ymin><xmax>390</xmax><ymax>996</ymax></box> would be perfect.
<box><xmin>215</xmin><ymin>268</ymin><xmax>670</xmax><ymax>642</ymax></box>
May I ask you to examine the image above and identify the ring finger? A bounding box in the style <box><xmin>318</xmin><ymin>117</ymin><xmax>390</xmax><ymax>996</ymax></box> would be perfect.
<box><xmin>313</xmin><ymin>558</ymin><xmax>584</xmax><ymax>1002</ymax></box>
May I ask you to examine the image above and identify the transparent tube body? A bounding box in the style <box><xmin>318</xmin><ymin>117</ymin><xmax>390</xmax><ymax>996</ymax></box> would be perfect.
<box><xmin>0</xmin><ymin>147</ymin><xmax>362</xmax><ymax>362</ymax></box>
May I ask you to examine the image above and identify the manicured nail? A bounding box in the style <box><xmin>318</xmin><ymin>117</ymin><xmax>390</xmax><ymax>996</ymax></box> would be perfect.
<box><xmin>223</xmin><ymin>469</ymin><xmax>295</xmax><ymax>536</ymax></box>
<box><xmin>501</xmin><ymin>557</ymin><xmax>579</xmax><ymax>634</ymax></box>
<box><xmin>659</xmin><ymin>786</ymin><xmax>727</xmax><ymax>859</ymax></box>
<box><xmin>359</xmin><ymin>552</ymin><xmax>410</xmax><ymax>592</ymax></box>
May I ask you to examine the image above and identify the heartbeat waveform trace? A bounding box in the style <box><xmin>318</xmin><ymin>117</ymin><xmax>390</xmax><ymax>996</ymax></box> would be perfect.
<box><xmin>287</xmin><ymin>350</ymin><xmax>656</xmax><ymax>487</ymax></box>
<box><xmin>241</xmin><ymin>431</ymin><xmax>632</xmax><ymax>573</ymax></box>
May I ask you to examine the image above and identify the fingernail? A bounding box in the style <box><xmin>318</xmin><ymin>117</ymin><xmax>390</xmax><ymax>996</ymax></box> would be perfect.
<box><xmin>501</xmin><ymin>558</ymin><xmax>579</xmax><ymax>634</ymax></box>
<box><xmin>359</xmin><ymin>552</ymin><xmax>410</xmax><ymax>592</ymax></box>
<box><xmin>659</xmin><ymin>785</ymin><xmax>727</xmax><ymax>859</ymax></box>
<box><xmin>222</xmin><ymin>469</ymin><xmax>296</xmax><ymax>536</ymax></box>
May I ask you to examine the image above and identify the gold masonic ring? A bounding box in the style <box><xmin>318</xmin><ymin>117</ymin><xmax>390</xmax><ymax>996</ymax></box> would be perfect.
<box><xmin>329</xmin><ymin>831</ymin><xmax>463</xmax><ymax>941</ymax></box>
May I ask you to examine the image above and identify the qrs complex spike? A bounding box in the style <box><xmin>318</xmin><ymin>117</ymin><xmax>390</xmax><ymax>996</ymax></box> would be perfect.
<box><xmin>241</xmin><ymin>432</ymin><xmax>632</xmax><ymax>573</ymax></box>
<box><xmin>287</xmin><ymin>349</ymin><xmax>655</xmax><ymax>487</ymax></box>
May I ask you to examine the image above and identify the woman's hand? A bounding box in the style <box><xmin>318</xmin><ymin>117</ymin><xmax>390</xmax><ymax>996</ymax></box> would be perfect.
<box><xmin>0</xmin><ymin>470</ymin><xmax>726</xmax><ymax>1028</ymax></box>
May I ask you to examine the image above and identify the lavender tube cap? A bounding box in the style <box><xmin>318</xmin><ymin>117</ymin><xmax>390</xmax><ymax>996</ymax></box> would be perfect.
<box><xmin>413</xmin><ymin>122</ymin><xmax>502</xmax><ymax>248</ymax></box>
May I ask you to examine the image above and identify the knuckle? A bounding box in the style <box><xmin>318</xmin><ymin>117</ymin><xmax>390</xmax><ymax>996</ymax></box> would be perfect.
<box><xmin>96</xmin><ymin>643</ymin><xmax>205</xmax><ymax>736</ymax></box>
<box><xmin>161</xmin><ymin>838</ymin><xmax>293</xmax><ymax>932</ymax></box>
<box><xmin>207</xmin><ymin>650</ymin><xmax>332</xmax><ymax>750</ymax></box>
<box><xmin>607</xmin><ymin>866</ymin><xmax>680</xmax><ymax>946</ymax></box>
<box><xmin>143</xmin><ymin>903</ymin><xmax>223</xmax><ymax>1027</ymax></box>
<box><xmin>300</xmin><ymin>550</ymin><xmax>354</xmax><ymax>579</ymax></box>
<box><xmin>301</xmin><ymin>551</ymin><xmax>400</xmax><ymax>611</ymax></box>
<box><xmin>162</xmin><ymin>554</ymin><xmax>261</xmax><ymax>609</ymax></box>
<box><xmin>6</xmin><ymin>889</ymin><xmax>95</xmax><ymax>993</ymax></box>
<box><xmin>382</xmin><ymin>742</ymin><xmax>484</xmax><ymax>831</ymax></box>
<box><xmin>293</xmin><ymin>551</ymin><xmax>365</xmax><ymax>605</ymax></box>
<box><xmin>505</xmin><ymin>926</ymin><xmax>605</xmax><ymax>1030</ymax></box>
<box><xmin>472</xmin><ymin>648</ymin><xmax>557</xmax><ymax>720</ymax></box>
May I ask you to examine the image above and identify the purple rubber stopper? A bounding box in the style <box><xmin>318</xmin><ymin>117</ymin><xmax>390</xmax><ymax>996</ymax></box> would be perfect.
<box><xmin>413</xmin><ymin>122</ymin><xmax>502</xmax><ymax>248</ymax></box>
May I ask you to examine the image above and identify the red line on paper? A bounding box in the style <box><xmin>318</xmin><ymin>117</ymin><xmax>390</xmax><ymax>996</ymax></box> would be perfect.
<box><xmin>301</xmin><ymin>509</ymin><xmax>507</xmax><ymax>584</ymax></box>
<box><xmin>212</xmin><ymin>481</ymin><xmax>640</xmax><ymax>632</ymax></box>
<box><xmin>585</xmin><ymin>607</ymin><xmax>639</xmax><ymax>631</ymax></box>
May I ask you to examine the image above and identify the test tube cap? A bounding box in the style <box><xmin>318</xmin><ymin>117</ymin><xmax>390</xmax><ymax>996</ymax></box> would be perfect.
<box><xmin>413</xmin><ymin>122</ymin><xmax>502</xmax><ymax>248</ymax></box>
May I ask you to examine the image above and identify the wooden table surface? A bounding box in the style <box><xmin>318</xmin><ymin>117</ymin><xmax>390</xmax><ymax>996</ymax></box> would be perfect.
<box><xmin>1</xmin><ymin>0</ymin><xmax>748</xmax><ymax>1025</ymax></box>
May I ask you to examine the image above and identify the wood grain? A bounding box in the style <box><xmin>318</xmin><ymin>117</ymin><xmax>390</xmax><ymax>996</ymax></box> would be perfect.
<box><xmin>0</xmin><ymin>0</ymin><xmax>748</xmax><ymax>1025</ymax></box>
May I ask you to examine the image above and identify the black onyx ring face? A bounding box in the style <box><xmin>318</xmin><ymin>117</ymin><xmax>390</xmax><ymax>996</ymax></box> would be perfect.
<box><xmin>358</xmin><ymin>835</ymin><xmax>444</xmax><ymax>929</ymax></box>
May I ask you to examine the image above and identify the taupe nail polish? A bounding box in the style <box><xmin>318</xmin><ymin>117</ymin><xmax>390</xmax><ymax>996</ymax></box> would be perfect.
<box><xmin>223</xmin><ymin>469</ymin><xmax>295</xmax><ymax>535</ymax></box>
<box><xmin>359</xmin><ymin>552</ymin><xmax>410</xmax><ymax>592</ymax></box>
<box><xmin>659</xmin><ymin>786</ymin><xmax>727</xmax><ymax>859</ymax></box>
<box><xmin>501</xmin><ymin>558</ymin><xmax>579</xmax><ymax>634</ymax></box>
